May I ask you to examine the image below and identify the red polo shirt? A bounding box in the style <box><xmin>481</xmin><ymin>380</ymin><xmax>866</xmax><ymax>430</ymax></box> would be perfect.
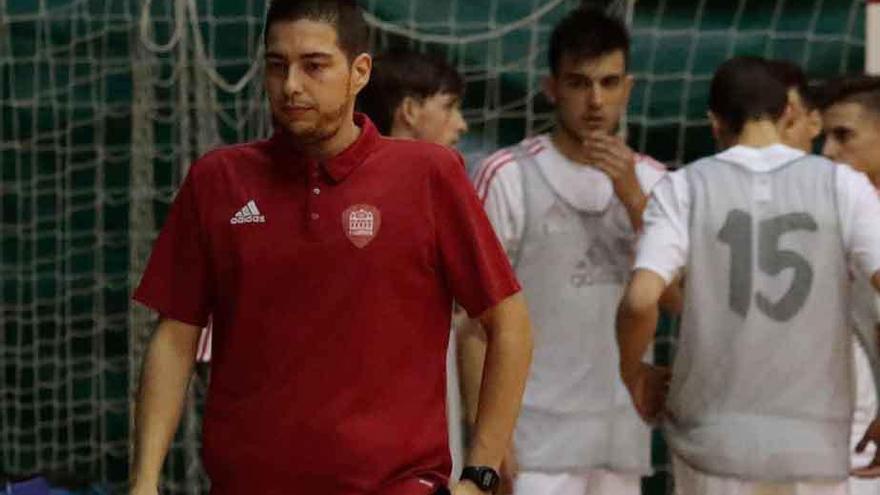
<box><xmin>133</xmin><ymin>114</ymin><xmax>520</xmax><ymax>494</ymax></box>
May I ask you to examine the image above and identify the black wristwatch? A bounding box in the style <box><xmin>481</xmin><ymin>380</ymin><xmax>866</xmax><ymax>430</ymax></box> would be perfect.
<box><xmin>460</xmin><ymin>466</ymin><xmax>500</xmax><ymax>493</ymax></box>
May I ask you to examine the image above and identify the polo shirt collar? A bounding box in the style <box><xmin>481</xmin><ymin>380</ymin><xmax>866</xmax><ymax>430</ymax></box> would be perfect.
<box><xmin>269</xmin><ymin>112</ymin><xmax>380</xmax><ymax>182</ymax></box>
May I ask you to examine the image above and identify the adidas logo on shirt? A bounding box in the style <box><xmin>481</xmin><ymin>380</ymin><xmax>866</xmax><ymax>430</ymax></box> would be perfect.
<box><xmin>230</xmin><ymin>200</ymin><xmax>266</xmax><ymax>224</ymax></box>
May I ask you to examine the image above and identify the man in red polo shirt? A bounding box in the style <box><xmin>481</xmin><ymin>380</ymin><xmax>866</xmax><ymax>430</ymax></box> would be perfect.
<box><xmin>128</xmin><ymin>1</ymin><xmax>532</xmax><ymax>494</ymax></box>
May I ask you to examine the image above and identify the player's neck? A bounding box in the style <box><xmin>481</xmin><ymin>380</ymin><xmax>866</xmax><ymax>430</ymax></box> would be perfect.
<box><xmin>389</xmin><ymin>124</ymin><xmax>418</xmax><ymax>142</ymax></box>
<box><xmin>731</xmin><ymin>121</ymin><xmax>783</xmax><ymax>149</ymax></box>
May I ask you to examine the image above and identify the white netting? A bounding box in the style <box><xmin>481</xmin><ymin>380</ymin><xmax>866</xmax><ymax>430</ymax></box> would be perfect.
<box><xmin>0</xmin><ymin>0</ymin><xmax>865</xmax><ymax>493</ymax></box>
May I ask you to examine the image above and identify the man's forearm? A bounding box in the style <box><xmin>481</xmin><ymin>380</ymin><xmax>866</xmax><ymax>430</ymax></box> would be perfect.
<box><xmin>456</xmin><ymin>318</ymin><xmax>487</xmax><ymax>428</ymax></box>
<box><xmin>861</xmin><ymin>270</ymin><xmax>880</xmax><ymax>416</ymax></box>
<box><xmin>619</xmin><ymin>190</ymin><xmax>648</xmax><ymax>232</ymax></box>
<box><xmin>658</xmin><ymin>275</ymin><xmax>684</xmax><ymax>315</ymax></box>
<box><xmin>131</xmin><ymin>319</ymin><xmax>199</xmax><ymax>488</ymax></box>
<box><xmin>617</xmin><ymin>272</ymin><xmax>665</xmax><ymax>383</ymax></box>
<box><xmin>467</xmin><ymin>294</ymin><xmax>532</xmax><ymax>470</ymax></box>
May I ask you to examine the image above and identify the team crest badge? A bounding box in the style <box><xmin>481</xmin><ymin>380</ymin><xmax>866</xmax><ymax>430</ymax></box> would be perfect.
<box><xmin>343</xmin><ymin>204</ymin><xmax>381</xmax><ymax>248</ymax></box>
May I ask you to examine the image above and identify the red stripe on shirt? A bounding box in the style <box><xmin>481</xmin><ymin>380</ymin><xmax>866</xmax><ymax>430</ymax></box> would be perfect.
<box><xmin>477</xmin><ymin>143</ymin><xmax>545</xmax><ymax>203</ymax></box>
<box><xmin>473</xmin><ymin>150</ymin><xmax>513</xmax><ymax>193</ymax></box>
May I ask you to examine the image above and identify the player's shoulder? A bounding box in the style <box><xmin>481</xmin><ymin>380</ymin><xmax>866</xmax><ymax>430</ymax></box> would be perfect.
<box><xmin>187</xmin><ymin>139</ymin><xmax>272</xmax><ymax>181</ymax></box>
<box><xmin>635</xmin><ymin>153</ymin><xmax>667</xmax><ymax>173</ymax></box>
<box><xmin>786</xmin><ymin>152</ymin><xmax>839</xmax><ymax>170</ymax></box>
<box><xmin>473</xmin><ymin>135</ymin><xmax>548</xmax><ymax>199</ymax></box>
<box><xmin>831</xmin><ymin>160</ymin><xmax>876</xmax><ymax>193</ymax></box>
<box><xmin>634</xmin><ymin>153</ymin><xmax>668</xmax><ymax>191</ymax></box>
<box><xmin>375</xmin><ymin>136</ymin><xmax>464</xmax><ymax>171</ymax></box>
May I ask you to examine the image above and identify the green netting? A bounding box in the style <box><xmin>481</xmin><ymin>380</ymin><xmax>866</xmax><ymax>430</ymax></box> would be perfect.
<box><xmin>0</xmin><ymin>1</ymin><xmax>865</xmax><ymax>493</ymax></box>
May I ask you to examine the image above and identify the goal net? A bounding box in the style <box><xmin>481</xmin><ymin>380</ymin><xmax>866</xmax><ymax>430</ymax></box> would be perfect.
<box><xmin>0</xmin><ymin>0</ymin><xmax>866</xmax><ymax>493</ymax></box>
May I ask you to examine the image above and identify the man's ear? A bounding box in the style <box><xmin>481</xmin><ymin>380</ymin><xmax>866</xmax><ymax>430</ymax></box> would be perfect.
<box><xmin>399</xmin><ymin>95</ymin><xmax>423</xmax><ymax>130</ymax></box>
<box><xmin>708</xmin><ymin>111</ymin><xmax>728</xmax><ymax>148</ymax></box>
<box><xmin>350</xmin><ymin>53</ymin><xmax>372</xmax><ymax>95</ymax></box>
<box><xmin>806</xmin><ymin>108</ymin><xmax>823</xmax><ymax>141</ymax></box>
<box><xmin>622</xmin><ymin>74</ymin><xmax>635</xmax><ymax>106</ymax></box>
<box><xmin>542</xmin><ymin>75</ymin><xmax>558</xmax><ymax>105</ymax></box>
<box><xmin>777</xmin><ymin>101</ymin><xmax>798</xmax><ymax>134</ymax></box>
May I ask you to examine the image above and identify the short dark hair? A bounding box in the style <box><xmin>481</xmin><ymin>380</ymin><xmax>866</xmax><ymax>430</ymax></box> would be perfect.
<box><xmin>357</xmin><ymin>49</ymin><xmax>465</xmax><ymax>135</ymax></box>
<box><xmin>263</xmin><ymin>0</ymin><xmax>369</xmax><ymax>61</ymax></box>
<box><xmin>548</xmin><ymin>7</ymin><xmax>630</xmax><ymax>76</ymax></box>
<box><xmin>709</xmin><ymin>56</ymin><xmax>788</xmax><ymax>135</ymax></box>
<box><xmin>767</xmin><ymin>59</ymin><xmax>814</xmax><ymax>109</ymax></box>
<box><xmin>816</xmin><ymin>75</ymin><xmax>880</xmax><ymax>116</ymax></box>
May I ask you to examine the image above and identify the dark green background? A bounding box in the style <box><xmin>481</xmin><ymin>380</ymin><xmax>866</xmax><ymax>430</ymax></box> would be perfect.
<box><xmin>1</xmin><ymin>0</ymin><xmax>865</xmax><ymax>492</ymax></box>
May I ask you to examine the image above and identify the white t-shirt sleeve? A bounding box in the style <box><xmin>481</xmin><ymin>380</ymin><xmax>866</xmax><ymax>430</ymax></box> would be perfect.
<box><xmin>836</xmin><ymin>165</ymin><xmax>880</xmax><ymax>279</ymax></box>
<box><xmin>473</xmin><ymin>155</ymin><xmax>525</xmax><ymax>263</ymax></box>
<box><xmin>634</xmin><ymin>169</ymin><xmax>691</xmax><ymax>284</ymax></box>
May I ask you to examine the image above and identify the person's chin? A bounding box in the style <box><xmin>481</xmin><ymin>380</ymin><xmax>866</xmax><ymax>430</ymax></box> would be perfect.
<box><xmin>278</xmin><ymin>121</ymin><xmax>319</xmax><ymax>140</ymax></box>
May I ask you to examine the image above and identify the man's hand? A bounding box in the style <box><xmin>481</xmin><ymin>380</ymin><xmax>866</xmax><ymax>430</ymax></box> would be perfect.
<box><xmin>621</xmin><ymin>362</ymin><xmax>670</xmax><ymax>424</ymax></box>
<box><xmin>582</xmin><ymin>132</ymin><xmax>647</xmax><ymax>229</ymax></box>
<box><xmin>582</xmin><ymin>132</ymin><xmax>642</xmax><ymax>206</ymax></box>
<box><xmin>129</xmin><ymin>483</ymin><xmax>159</xmax><ymax>495</ymax></box>
<box><xmin>451</xmin><ymin>480</ymin><xmax>489</xmax><ymax>495</ymax></box>
<box><xmin>498</xmin><ymin>443</ymin><xmax>518</xmax><ymax>495</ymax></box>
<box><xmin>852</xmin><ymin>419</ymin><xmax>880</xmax><ymax>477</ymax></box>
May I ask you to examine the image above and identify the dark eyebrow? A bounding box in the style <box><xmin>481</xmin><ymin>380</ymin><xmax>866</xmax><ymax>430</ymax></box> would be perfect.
<box><xmin>300</xmin><ymin>52</ymin><xmax>333</xmax><ymax>61</ymax></box>
<box><xmin>562</xmin><ymin>72</ymin><xmax>589</xmax><ymax>81</ymax></box>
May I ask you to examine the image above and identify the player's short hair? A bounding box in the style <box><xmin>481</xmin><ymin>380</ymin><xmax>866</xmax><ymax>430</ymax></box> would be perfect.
<box><xmin>709</xmin><ymin>56</ymin><xmax>788</xmax><ymax>135</ymax></box>
<box><xmin>768</xmin><ymin>59</ymin><xmax>814</xmax><ymax>110</ymax></box>
<box><xmin>549</xmin><ymin>7</ymin><xmax>630</xmax><ymax>76</ymax></box>
<box><xmin>816</xmin><ymin>75</ymin><xmax>880</xmax><ymax>117</ymax></box>
<box><xmin>357</xmin><ymin>49</ymin><xmax>465</xmax><ymax>135</ymax></box>
<box><xmin>263</xmin><ymin>0</ymin><xmax>369</xmax><ymax>61</ymax></box>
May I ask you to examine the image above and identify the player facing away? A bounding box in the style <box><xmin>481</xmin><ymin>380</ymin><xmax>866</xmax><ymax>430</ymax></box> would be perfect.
<box><xmin>358</xmin><ymin>49</ymin><xmax>469</xmax><ymax>147</ymax></box>
<box><xmin>819</xmin><ymin>75</ymin><xmax>880</xmax><ymax>494</ymax></box>
<box><xmin>128</xmin><ymin>1</ymin><xmax>533</xmax><ymax>495</ymax></box>
<box><xmin>465</xmin><ymin>7</ymin><xmax>672</xmax><ymax>495</ymax></box>
<box><xmin>617</xmin><ymin>56</ymin><xmax>880</xmax><ymax>495</ymax></box>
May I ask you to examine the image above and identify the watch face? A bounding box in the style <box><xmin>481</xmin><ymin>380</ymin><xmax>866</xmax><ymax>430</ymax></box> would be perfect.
<box><xmin>462</xmin><ymin>466</ymin><xmax>499</xmax><ymax>491</ymax></box>
<box><xmin>481</xmin><ymin>471</ymin><xmax>495</xmax><ymax>487</ymax></box>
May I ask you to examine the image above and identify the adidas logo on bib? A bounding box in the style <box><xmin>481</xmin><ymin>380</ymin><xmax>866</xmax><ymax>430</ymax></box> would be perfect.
<box><xmin>230</xmin><ymin>200</ymin><xmax>266</xmax><ymax>224</ymax></box>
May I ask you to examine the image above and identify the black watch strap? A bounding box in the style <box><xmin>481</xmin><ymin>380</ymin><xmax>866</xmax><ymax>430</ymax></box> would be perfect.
<box><xmin>460</xmin><ymin>466</ymin><xmax>500</xmax><ymax>493</ymax></box>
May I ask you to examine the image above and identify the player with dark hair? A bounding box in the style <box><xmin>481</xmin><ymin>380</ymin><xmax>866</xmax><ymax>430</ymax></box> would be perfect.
<box><xmin>820</xmin><ymin>75</ymin><xmax>880</xmax><ymax>188</ymax></box>
<box><xmin>465</xmin><ymin>7</ymin><xmax>671</xmax><ymax>495</ymax></box>
<box><xmin>768</xmin><ymin>59</ymin><xmax>822</xmax><ymax>152</ymax></box>
<box><xmin>618</xmin><ymin>56</ymin><xmax>880</xmax><ymax>495</ymax></box>
<box><xmin>128</xmin><ymin>1</ymin><xmax>533</xmax><ymax>494</ymax></box>
<box><xmin>358</xmin><ymin>49</ymin><xmax>468</xmax><ymax>147</ymax></box>
<box><xmin>358</xmin><ymin>48</ymin><xmax>472</xmax><ymax>481</ymax></box>
<box><xmin>819</xmin><ymin>74</ymin><xmax>880</xmax><ymax>495</ymax></box>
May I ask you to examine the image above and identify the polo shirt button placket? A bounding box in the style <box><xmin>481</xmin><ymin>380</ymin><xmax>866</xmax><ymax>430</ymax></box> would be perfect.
<box><xmin>308</xmin><ymin>164</ymin><xmax>321</xmax><ymax>227</ymax></box>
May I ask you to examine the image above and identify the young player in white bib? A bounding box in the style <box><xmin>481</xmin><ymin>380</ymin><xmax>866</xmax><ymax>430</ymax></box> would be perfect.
<box><xmin>358</xmin><ymin>48</ymin><xmax>471</xmax><ymax>482</ymax></box>
<box><xmin>463</xmin><ymin>8</ymin><xmax>673</xmax><ymax>495</ymax></box>
<box><xmin>819</xmin><ymin>75</ymin><xmax>880</xmax><ymax>495</ymax></box>
<box><xmin>617</xmin><ymin>56</ymin><xmax>880</xmax><ymax>495</ymax></box>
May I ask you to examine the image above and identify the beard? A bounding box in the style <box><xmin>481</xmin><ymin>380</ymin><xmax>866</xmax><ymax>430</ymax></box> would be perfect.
<box><xmin>276</xmin><ymin>97</ymin><xmax>351</xmax><ymax>146</ymax></box>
